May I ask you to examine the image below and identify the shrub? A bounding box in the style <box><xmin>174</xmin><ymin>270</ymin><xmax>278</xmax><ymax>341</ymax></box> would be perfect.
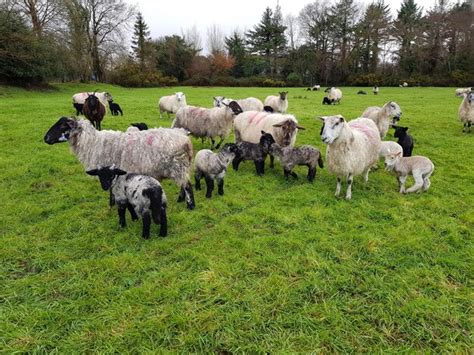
<box><xmin>286</xmin><ymin>72</ymin><xmax>302</xmax><ymax>87</ymax></box>
<box><xmin>109</xmin><ymin>62</ymin><xmax>177</xmax><ymax>87</ymax></box>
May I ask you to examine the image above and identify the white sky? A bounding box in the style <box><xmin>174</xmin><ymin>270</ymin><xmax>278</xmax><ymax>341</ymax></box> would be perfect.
<box><xmin>125</xmin><ymin>0</ymin><xmax>439</xmax><ymax>52</ymax></box>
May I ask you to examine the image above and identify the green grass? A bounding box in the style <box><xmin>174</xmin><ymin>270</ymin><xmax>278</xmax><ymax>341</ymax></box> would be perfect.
<box><xmin>0</xmin><ymin>83</ymin><xmax>472</xmax><ymax>352</ymax></box>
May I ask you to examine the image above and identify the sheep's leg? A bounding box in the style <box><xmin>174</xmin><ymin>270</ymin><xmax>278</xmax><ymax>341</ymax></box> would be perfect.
<box><xmin>184</xmin><ymin>181</ymin><xmax>195</xmax><ymax>210</ymax></box>
<box><xmin>159</xmin><ymin>110</ymin><xmax>163</xmax><ymax>119</ymax></box>
<box><xmin>363</xmin><ymin>167</ymin><xmax>370</xmax><ymax>183</ymax></box>
<box><xmin>195</xmin><ymin>170</ymin><xmax>202</xmax><ymax>190</ymax></box>
<box><xmin>398</xmin><ymin>175</ymin><xmax>407</xmax><ymax>194</ymax></box>
<box><xmin>109</xmin><ymin>190</ymin><xmax>115</xmax><ymax>207</ymax></box>
<box><xmin>127</xmin><ymin>203</ymin><xmax>138</xmax><ymax>221</ymax></box>
<box><xmin>307</xmin><ymin>167</ymin><xmax>316</xmax><ymax>182</ymax></box>
<box><xmin>255</xmin><ymin>160</ymin><xmax>264</xmax><ymax>176</ymax></box>
<box><xmin>204</xmin><ymin>176</ymin><xmax>214</xmax><ymax>199</ymax></box>
<box><xmin>335</xmin><ymin>177</ymin><xmax>342</xmax><ymax>197</ymax></box>
<box><xmin>269</xmin><ymin>155</ymin><xmax>275</xmax><ymax>168</ymax></box>
<box><xmin>118</xmin><ymin>205</ymin><xmax>127</xmax><ymax>228</ymax></box>
<box><xmin>210</xmin><ymin>138</ymin><xmax>216</xmax><ymax>149</ymax></box>
<box><xmin>159</xmin><ymin>207</ymin><xmax>167</xmax><ymax>237</ymax></box>
<box><xmin>217</xmin><ymin>177</ymin><xmax>225</xmax><ymax>196</ymax></box>
<box><xmin>345</xmin><ymin>174</ymin><xmax>353</xmax><ymax>200</ymax></box>
<box><xmin>177</xmin><ymin>187</ymin><xmax>185</xmax><ymax>202</ymax></box>
<box><xmin>232</xmin><ymin>156</ymin><xmax>242</xmax><ymax>171</ymax></box>
<box><xmin>406</xmin><ymin>172</ymin><xmax>424</xmax><ymax>193</ymax></box>
<box><xmin>284</xmin><ymin>169</ymin><xmax>290</xmax><ymax>180</ymax></box>
<box><xmin>290</xmin><ymin>171</ymin><xmax>298</xmax><ymax>179</ymax></box>
<box><xmin>142</xmin><ymin>212</ymin><xmax>151</xmax><ymax>239</ymax></box>
<box><xmin>215</xmin><ymin>137</ymin><xmax>224</xmax><ymax>149</ymax></box>
<box><xmin>422</xmin><ymin>176</ymin><xmax>431</xmax><ymax>192</ymax></box>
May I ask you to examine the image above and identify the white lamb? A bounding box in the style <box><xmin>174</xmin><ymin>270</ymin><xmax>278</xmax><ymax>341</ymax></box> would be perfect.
<box><xmin>264</xmin><ymin>92</ymin><xmax>289</xmax><ymax>113</ymax></box>
<box><xmin>361</xmin><ymin>101</ymin><xmax>402</xmax><ymax>138</ymax></box>
<box><xmin>458</xmin><ymin>91</ymin><xmax>474</xmax><ymax>132</ymax></box>
<box><xmin>319</xmin><ymin>115</ymin><xmax>381</xmax><ymax>200</ymax></box>
<box><xmin>158</xmin><ymin>92</ymin><xmax>187</xmax><ymax>118</ymax></box>
<box><xmin>213</xmin><ymin>96</ymin><xmax>264</xmax><ymax>112</ymax></box>
<box><xmin>384</xmin><ymin>151</ymin><xmax>434</xmax><ymax>194</ymax></box>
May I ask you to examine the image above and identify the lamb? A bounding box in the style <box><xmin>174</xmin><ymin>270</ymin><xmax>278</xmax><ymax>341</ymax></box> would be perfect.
<box><xmin>232</xmin><ymin>131</ymin><xmax>276</xmax><ymax>176</ymax></box>
<box><xmin>384</xmin><ymin>152</ymin><xmax>434</xmax><ymax>194</ymax></box>
<box><xmin>458</xmin><ymin>91</ymin><xmax>474</xmax><ymax>132</ymax></box>
<box><xmin>379</xmin><ymin>141</ymin><xmax>403</xmax><ymax>159</ymax></box>
<box><xmin>83</xmin><ymin>93</ymin><xmax>106</xmax><ymax>130</ymax></box>
<box><xmin>357</xmin><ymin>90</ymin><xmax>367</xmax><ymax>95</ymax></box>
<box><xmin>392</xmin><ymin>125</ymin><xmax>414</xmax><ymax>156</ymax></box>
<box><xmin>264</xmin><ymin>134</ymin><xmax>324</xmax><ymax>182</ymax></box>
<box><xmin>373</xmin><ymin>86</ymin><xmax>379</xmax><ymax>95</ymax></box>
<box><xmin>158</xmin><ymin>92</ymin><xmax>187</xmax><ymax>118</ymax></box>
<box><xmin>312</xmin><ymin>85</ymin><xmax>321</xmax><ymax>91</ymax></box>
<box><xmin>361</xmin><ymin>101</ymin><xmax>402</xmax><ymax>138</ymax></box>
<box><xmin>264</xmin><ymin>92</ymin><xmax>289</xmax><ymax>113</ymax></box>
<box><xmin>324</xmin><ymin>87</ymin><xmax>343</xmax><ymax>104</ymax></box>
<box><xmin>319</xmin><ymin>115</ymin><xmax>381</xmax><ymax>199</ymax></box>
<box><xmin>173</xmin><ymin>101</ymin><xmax>243</xmax><ymax>149</ymax></box>
<box><xmin>108</xmin><ymin>100</ymin><xmax>123</xmax><ymax>116</ymax></box>
<box><xmin>455</xmin><ymin>87</ymin><xmax>472</xmax><ymax>97</ymax></box>
<box><xmin>44</xmin><ymin>117</ymin><xmax>196</xmax><ymax>210</ymax></box>
<box><xmin>86</xmin><ymin>166</ymin><xmax>167</xmax><ymax>238</ymax></box>
<box><xmin>213</xmin><ymin>96</ymin><xmax>264</xmax><ymax>112</ymax></box>
<box><xmin>234</xmin><ymin>111</ymin><xmax>305</xmax><ymax>168</ymax></box>
<box><xmin>73</xmin><ymin>103</ymin><xmax>84</xmax><ymax>116</ymax></box>
<box><xmin>72</xmin><ymin>91</ymin><xmax>112</xmax><ymax>111</ymax></box>
<box><xmin>194</xmin><ymin>143</ymin><xmax>238</xmax><ymax>198</ymax></box>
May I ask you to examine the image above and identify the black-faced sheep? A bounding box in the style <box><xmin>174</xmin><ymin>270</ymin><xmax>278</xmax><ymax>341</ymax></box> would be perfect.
<box><xmin>83</xmin><ymin>93</ymin><xmax>106</xmax><ymax>130</ymax></box>
<box><xmin>393</xmin><ymin>125</ymin><xmax>414</xmax><ymax>157</ymax></box>
<box><xmin>108</xmin><ymin>101</ymin><xmax>123</xmax><ymax>116</ymax></box>
<box><xmin>232</xmin><ymin>131</ymin><xmax>276</xmax><ymax>176</ymax></box>
<box><xmin>86</xmin><ymin>166</ymin><xmax>167</xmax><ymax>238</ymax></box>
<box><xmin>72</xmin><ymin>91</ymin><xmax>112</xmax><ymax>112</ymax></box>
<box><xmin>130</xmin><ymin>122</ymin><xmax>149</xmax><ymax>131</ymax></box>
<box><xmin>194</xmin><ymin>143</ymin><xmax>238</xmax><ymax>198</ymax></box>
<box><xmin>384</xmin><ymin>152</ymin><xmax>434</xmax><ymax>194</ymax></box>
<box><xmin>44</xmin><ymin>117</ymin><xmax>195</xmax><ymax>210</ymax></box>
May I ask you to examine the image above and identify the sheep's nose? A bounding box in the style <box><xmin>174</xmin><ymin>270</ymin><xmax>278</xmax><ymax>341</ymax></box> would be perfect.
<box><xmin>44</xmin><ymin>134</ymin><xmax>52</xmax><ymax>144</ymax></box>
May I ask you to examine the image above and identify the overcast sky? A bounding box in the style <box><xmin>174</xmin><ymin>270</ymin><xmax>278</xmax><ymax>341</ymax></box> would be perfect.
<box><xmin>125</xmin><ymin>0</ymin><xmax>439</xmax><ymax>52</ymax></box>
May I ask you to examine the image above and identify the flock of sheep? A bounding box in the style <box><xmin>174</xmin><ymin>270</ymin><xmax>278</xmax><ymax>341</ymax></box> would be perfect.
<box><xmin>42</xmin><ymin>86</ymin><xmax>473</xmax><ymax>238</ymax></box>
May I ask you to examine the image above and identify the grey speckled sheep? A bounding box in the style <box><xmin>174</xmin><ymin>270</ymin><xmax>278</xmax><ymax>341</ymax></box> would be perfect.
<box><xmin>87</xmin><ymin>166</ymin><xmax>168</xmax><ymax>238</ymax></box>
<box><xmin>264</xmin><ymin>134</ymin><xmax>324</xmax><ymax>182</ymax></box>
<box><xmin>194</xmin><ymin>143</ymin><xmax>239</xmax><ymax>198</ymax></box>
<box><xmin>232</xmin><ymin>131</ymin><xmax>276</xmax><ymax>175</ymax></box>
<box><xmin>44</xmin><ymin>117</ymin><xmax>195</xmax><ymax>210</ymax></box>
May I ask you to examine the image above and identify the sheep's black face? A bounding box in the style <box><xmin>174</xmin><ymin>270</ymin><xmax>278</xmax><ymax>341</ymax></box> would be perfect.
<box><xmin>272</xmin><ymin>120</ymin><xmax>304</xmax><ymax>146</ymax></box>
<box><xmin>44</xmin><ymin>117</ymin><xmax>77</xmax><ymax>144</ymax></box>
<box><xmin>394</xmin><ymin>126</ymin><xmax>408</xmax><ymax>138</ymax></box>
<box><xmin>279</xmin><ymin>91</ymin><xmax>288</xmax><ymax>101</ymax></box>
<box><xmin>86</xmin><ymin>94</ymin><xmax>100</xmax><ymax>110</ymax></box>
<box><xmin>259</xmin><ymin>132</ymin><xmax>276</xmax><ymax>152</ymax></box>
<box><xmin>86</xmin><ymin>166</ymin><xmax>126</xmax><ymax>191</ymax></box>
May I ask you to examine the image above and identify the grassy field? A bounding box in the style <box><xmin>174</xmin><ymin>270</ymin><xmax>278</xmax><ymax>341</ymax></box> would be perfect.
<box><xmin>0</xmin><ymin>83</ymin><xmax>472</xmax><ymax>352</ymax></box>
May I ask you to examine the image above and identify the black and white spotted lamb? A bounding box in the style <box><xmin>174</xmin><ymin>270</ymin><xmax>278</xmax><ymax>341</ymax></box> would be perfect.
<box><xmin>262</xmin><ymin>134</ymin><xmax>324</xmax><ymax>182</ymax></box>
<box><xmin>194</xmin><ymin>143</ymin><xmax>239</xmax><ymax>198</ymax></box>
<box><xmin>86</xmin><ymin>166</ymin><xmax>167</xmax><ymax>238</ymax></box>
<box><xmin>232</xmin><ymin>131</ymin><xmax>276</xmax><ymax>176</ymax></box>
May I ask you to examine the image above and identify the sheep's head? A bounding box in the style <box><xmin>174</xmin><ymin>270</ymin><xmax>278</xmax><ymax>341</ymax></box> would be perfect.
<box><xmin>319</xmin><ymin>115</ymin><xmax>345</xmax><ymax>145</ymax></box>
<box><xmin>384</xmin><ymin>151</ymin><xmax>401</xmax><ymax>170</ymax></box>
<box><xmin>272</xmin><ymin>119</ymin><xmax>304</xmax><ymax>146</ymax></box>
<box><xmin>213</xmin><ymin>96</ymin><xmax>225</xmax><ymax>107</ymax></box>
<box><xmin>386</xmin><ymin>101</ymin><xmax>402</xmax><ymax>121</ymax></box>
<box><xmin>86</xmin><ymin>165</ymin><xmax>127</xmax><ymax>191</ymax></box>
<box><xmin>259</xmin><ymin>130</ymin><xmax>276</xmax><ymax>152</ymax></box>
<box><xmin>104</xmin><ymin>92</ymin><xmax>113</xmax><ymax>102</ymax></box>
<box><xmin>222</xmin><ymin>101</ymin><xmax>243</xmax><ymax>115</ymax></box>
<box><xmin>175</xmin><ymin>92</ymin><xmax>185</xmax><ymax>102</ymax></box>
<box><xmin>279</xmin><ymin>91</ymin><xmax>288</xmax><ymax>101</ymax></box>
<box><xmin>468</xmin><ymin>91</ymin><xmax>474</xmax><ymax>104</ymax></box>
<box><xmin>44</xmin><ymin>117</ymin><xmax>78</xmax><ymax>144</ymax></box>
<box><xmin>322</xmin><ymin>97</ymin><xmax>332</xmax><ymax>105</ymax></box>
<box><xmin>393</xmin><ymin>126</ymin><xmax>408</xmax><ymax>138</ymax></box>
<box><xmin>221</xmin><ymin>143</ymin><xmax>239</xmax><ymax>156</ymax></box>
<box><xmin>85</xmin><ymin>93</ymin><xmax>100</xmax><ymax>109</ymax></box>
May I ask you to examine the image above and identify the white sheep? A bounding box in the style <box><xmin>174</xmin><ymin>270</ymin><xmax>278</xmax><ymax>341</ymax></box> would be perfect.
<box><xmin>458</xmin><ymin>91</ymin><xmax>474</xmax><ymax>132</ymax></box>
<box><xmin>455</xmin><ymin>88</ymin><xmax>472</xmax><ymax>97</ymax></box>
<box><xmin>313</xmin><ymin>85</ymin><xmax>321</xmax><ymax>91</ymax></box>
<box><xmin>379</xmin><ymin>141</ymin><xmax>403</xmax><ymax>159</ymax></box>
<box><xmin>72</xmin><ymin>92</ymin><xmax>112</xmax><ymax>114</ymax></box>
<box><xmin>319</xmin><ymin>115</ymin><xmax>381</xmax><ymax>200</ymax></box>
<box><xmin>384</xmin><ymin>152</ymin><xmax>434</xmax><ymax>194</ymax></box>
<box><xmin>172</xmin><ymin>101</ymin><xmax>243</xmax><ymax>149</ymax></box>
<box><xmin>158</xmin><ymin>92</ymin><xmax>187</xmax><ymax>118</ymax></box>
<box><xmin>373</xmin><ymin>86</ymin><xmax>379</xmax><ymax>95</ymax></box>
<box><xmin>264</xmin><ymin>92</ymin><xmax>289</xmax><ymax>113</ymax></box>
<box><xmin>325</xmin><ymin>87</ymin><xmax>343</xmax><ymax>104</ymax></box>
<box><xmin>361</xmin><ymin>101</ymin><xmax>402</xmax><ymax>138</ymax></box>
<box><xmin>213</xmin><ymin>96</ymin><xmax>264</xmax><ymax>112</ymax></box>
<box><xmin>44</xmin><ymin>117</ymin><xmax>196</xmax><ymax>210</ymax></box>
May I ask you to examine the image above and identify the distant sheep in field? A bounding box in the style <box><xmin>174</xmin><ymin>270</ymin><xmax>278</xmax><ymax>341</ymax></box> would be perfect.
<box><xmin>458</xmin><ymin>91</ymin><xmax>474</xmax><ymax>132</ymax></box>
<box><xmin>392</xmin><ymin>125</ymin><xmax>414</xmax><ymax>156</ymax></box>
<box><xmin>319</xmin><ymin>115</ymin><xmax>381</xmax><ymax>199</ymax></box>
<box><xmin>373</xmin><ymin>86</ymin><xmax>379</xmax><ymax>95</ymax></box>
<box><xmin>213</xmin><ymin>96</ymin><xmax>264</xmax><ymax>112</ymax></box>
<box><xmin>322</xmin><ymin>97</ymin><xmax>332</xmax><ymax>105</ymax></box>
<box><xmin>173</xmin><ymin>101</ymin><xmax>243</xmax><ymax>149</ymax></box>
<box><xmin>72</xmin><ymin>91</ymin><xmax>112</xmax><ymax>112</ymax></box>
<box><xmin>44</xmin><ymin>117</ymin><xmax>196</xmax><ymax>210</ymax></box>
<box><xmin>324</xmin><ymin>87</ymin><xmax>342</xmax><ymax>104</ymax></box>
<box><xmin>87</xmin><ymin>166</ymin><xmax>168</xmax><ymax>238</ymax></box>
<box><xmin>313</xmin><ymin>85</ymin><xmax>321</xmax><ymax>91</ymax></box>
<box><xmin>159</xmin><ymin>92</ymin><xmax>186</xmax><ymax>118</ymax></box>
<box><xmin>194</xmin><ymin>143</ymin><xmax>238</xmax><ymax>198</ymax></box>
<box><xmin>384</xmin><ymin>152</ymin><xmax>434</xmax><ymax>194</ymax></box>
<box><xmin>83</xmin><ymin>93</ymin><xmax>106</xmax><ymax>130</ymax></box>
<box><xmin>108</xmin><ymin>101</ymin><xmax>123</xmax><ymax>116</ymax></box>
<box><xmin>361</xmin><ymin>101</ymin><xmax>402</xmax><ymax>138</ymax></box>
<box><xmin>357</xmin><ymin>90</ymin><xmax>367</xmax><ymax>95</ymax></box>
<box><xmin>264</xmin><ymin>92</ymin><xmax>288</xmax><ymax>113</ymax></box>
<box><xmin>73</xmin><ymin>103</ymin><xmax>84</xmax><ymax>116</ymax></box>
<box><xmin>263</xmin><ymin>133</ymin><xmax>324</xmax><ymax>182</ymax></box>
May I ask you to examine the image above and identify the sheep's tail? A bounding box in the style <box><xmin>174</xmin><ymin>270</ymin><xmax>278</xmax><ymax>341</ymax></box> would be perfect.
<box><xmin>318</xmin><ymin>155</ymin><xmax>324</xmax><ymax>169</ymax></box>
<box><xmin>143</xmin><ymin>187</ymin><xmax>162</xmax><ymax>224</ymax></box>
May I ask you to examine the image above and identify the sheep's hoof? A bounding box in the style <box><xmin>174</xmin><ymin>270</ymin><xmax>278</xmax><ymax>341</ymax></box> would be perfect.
<box><xmin>187</xmin><ymin>203</ymin><xmax>195</xmax><ymax>210</ymax></box>
<box><xmin>345</xmin><ymin>195</ymin><xmax>352</xmax><ymax>200</ymax></box>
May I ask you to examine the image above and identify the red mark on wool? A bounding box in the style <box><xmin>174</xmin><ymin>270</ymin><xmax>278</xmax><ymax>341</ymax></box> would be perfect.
<box><xmin>349</xmin><ymin>122</ymin><xmax>379</xmax><ymax>141</ymax></box>
<box><xmin>147</xmin><ymin>135</ymin><xmax>154</xmax><ymax>145</ymax></box>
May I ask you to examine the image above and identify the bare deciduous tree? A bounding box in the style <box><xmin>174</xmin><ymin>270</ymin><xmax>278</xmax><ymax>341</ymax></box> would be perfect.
<box><xmin>182</xmin><ymin>25</ymin><xmax>202</xmax><ymax>53</ymax></box>
<box><xmin>206</xmin><ymin>24</ymin><xmax>225</xmax><ymax>55</ymax></box>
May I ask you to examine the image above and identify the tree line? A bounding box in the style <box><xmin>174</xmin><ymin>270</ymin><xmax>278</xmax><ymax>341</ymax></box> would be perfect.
<box><xmin>0</xmin><ymin>0</ymin><xmax>472</xmax><ymax>87</ymax></box>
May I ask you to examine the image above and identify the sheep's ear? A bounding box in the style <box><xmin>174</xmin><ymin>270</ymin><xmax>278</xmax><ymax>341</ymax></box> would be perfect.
<box><xmin>213</xmin><ymin>96</ymin><xmax>217</xmax><ymax>100</ymax></box>
<box><xmin>86</xmin><ymin>169</ymin><xmax>99</xmax><ymax>176</ymax></box>
<box><xmin>261</xmin><ymin>130</ymin><xmax>266</xmax><ymax>135</ymax></box>
<box><xmin>338</xmin><ymin>115</ymin><xmax>345</xmax><ymax>122</ymax></box>
<box><xmin>113</xmin><ymin>168</ymin><xmax>127</xmax><ymax>176</ymax></box>
<box><xmin>402</xmin><ymin>127</ymin><xmax>409</xmax><ymax>131</ymax></box>
<box><xmin>296</xmin><ymin>125</ymin><xmax>305</xmax><ymax>130</ymax></box>
<box><xmin>272</xmin><ymin>123</ymin><xmax>283</xmax><ymax>127</ymax></box>
<box><xmin>317</xmin><ymin>116</ymin><xmax>326</xmax><ymax>121</ymax></box>
<box><xmin>395</xmin><ymin>151</ymin><xmax>402</xmax><ymax>157</ymax></box>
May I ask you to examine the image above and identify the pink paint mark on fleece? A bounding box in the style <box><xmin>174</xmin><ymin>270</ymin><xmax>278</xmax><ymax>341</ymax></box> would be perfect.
<box><xmin>146</xmin><ymin>134</ymin><xmax>154</xmax><ymax>145</ymax></box>
<box><xmin>248</xmin><ymin>112</ymin><xmax>268</xmax><ymax>125</ymax></box>
<box><xmin>126</xmin><ymin>134</ymin><xmax>136</xmax><ymax>145</ymax></box>
<box><xmin>190</xmin><ymin>107</ymin><xmax>206</xmax><ymax>119</ymax></box>
<box><xmin>349</xmin><ymin>121</ymin><xmax>379</xmax><ymax>141</ymax></box>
